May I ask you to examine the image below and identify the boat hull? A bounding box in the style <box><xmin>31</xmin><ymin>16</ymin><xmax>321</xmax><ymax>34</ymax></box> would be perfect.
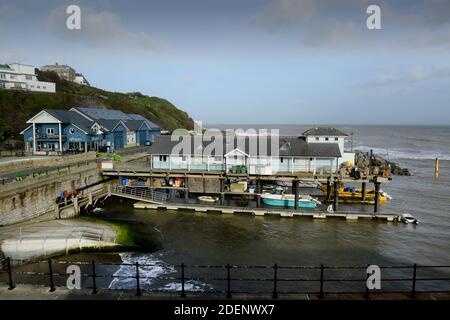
<box><xmin>262</xmin><ymin>197</ymin><xmax>317</xmax><ymax>209</ymax></box>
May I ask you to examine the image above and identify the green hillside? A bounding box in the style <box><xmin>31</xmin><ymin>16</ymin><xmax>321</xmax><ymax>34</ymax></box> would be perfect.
<box><xmin>0</xmin><ymin>70</ymin><xmax>194</xmax><ymax>141</ymax></box>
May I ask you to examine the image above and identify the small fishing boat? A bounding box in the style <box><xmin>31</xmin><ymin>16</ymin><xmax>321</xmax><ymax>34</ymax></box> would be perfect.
<box><xmin>198</xmin><ymin>196</ymin><xmax>219</xmax><ymax>203</ymax></box>
<box><xmin>399</xmin><ymin>213</ymin><xmax>419</xmax><ymax>224</ymax></box>
<box><xmin>261</xmin><ymin>188</ymin><xmax>321</xmax><ymax>209</ymax></box>
<box><xmin>321</xmin><ymin>185</ymin><xmax>392</xmax><ymax>204</ymax></box>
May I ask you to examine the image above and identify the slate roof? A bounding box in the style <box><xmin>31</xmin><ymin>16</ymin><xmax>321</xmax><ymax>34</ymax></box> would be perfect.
<box><xmin>44</xmin><ymin>109</ymin><xmax>94</xmax><ymax>133</ymax></box>
<box><xmin>149</xmin><ymin>135</ymin><xmax>341</xmax><ymax>158</ymax></box>
<box><xmin>303</xmin><ymin>127</ymin><xmax>348</xmax><ymax>137</ymax></box>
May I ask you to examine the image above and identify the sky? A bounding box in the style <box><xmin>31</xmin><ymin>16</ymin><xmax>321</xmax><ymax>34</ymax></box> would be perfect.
<box><xmin>1</xmin><ymin>0</ymin><xmax>450</xmax><ymax>125</ymax></box>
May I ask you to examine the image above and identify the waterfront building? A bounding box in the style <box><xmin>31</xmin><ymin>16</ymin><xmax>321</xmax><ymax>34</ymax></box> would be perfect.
<box><xmin>21</xmin><ymin>107</ymin><xmax>161</xmax><ymax>155</ymax></box>
<box><xmin>148</xmin><ymin>127</ymin><xmax>354</xmax><ymax>175</ymax></box>
<box><xmin>0</xmin><ymin>63</ymin><xmax>56</xmax><ymax>93</ymax></box>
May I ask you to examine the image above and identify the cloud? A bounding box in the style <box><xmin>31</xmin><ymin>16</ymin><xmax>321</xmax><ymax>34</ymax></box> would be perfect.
<box><xmin>250</xmin><ymin>0</ymin><xmax>450</xmax><ymax>50</ymax></box>
<box><xmin>368</xmin><ymin>64</ymin><xmax>450</xmax><ymax>86</ymax></box>
<box><xmin>46</xmin><ymin>5</ymin><xmax>159</xmax><ymax>50</ymax></box>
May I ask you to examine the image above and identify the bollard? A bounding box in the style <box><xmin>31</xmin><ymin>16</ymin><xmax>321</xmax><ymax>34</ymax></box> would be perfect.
<box><xmin>272</xmin><ymin>264</ymin><xmax>278</xmax><ymax>299</ymax></box>
<box><xmin>6</xmin><ymin>257</ymin><xmax>15</xmax><ymax>290</ymax></box>
<box><xmin>48</xmin><ymin>259</ymin><xmax>55</xmax><ymax>292</ymax></box>
<box><xmin>91</xmin><ymin>261</ymin><xmax>98</xmax><ymax>294</ymax></box>
<box><xmin>135</xmin><ymin>262</ymin><xmax>141</xmax><ymax>296</ymax></box>
<box><xmin>180</xmin><ymin>263</ymin><xmax>186</xmax><ymax>298</ymax></box>
<box><xmin>319</xmin><ymin>264</ymin><xmax>324</xmax><ymax>299</ymax></box>
<box><xmin>226</xmin><ymin>264</ymin><xmax>232</xmax><ymax>299</ymax></box>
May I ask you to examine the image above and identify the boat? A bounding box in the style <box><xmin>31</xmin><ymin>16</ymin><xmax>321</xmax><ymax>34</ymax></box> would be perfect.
<box><xmin>399</xmin><ymin>213</ymin><xmax>419</xmax><ymax>224</ymax></box>
<box><xmin>320</xmin><ymin>185</ymin><xmax>391</xmax><ymax>204</ymax></box>
<box><xmin>197</xmin><ymin>196</ymin><xmax>219</xmax><ymax>203</ymax></box>
<box><xmin>261</xmin><ymin>187</ymin><xmax>321</xmax><ymax>209</ymax></box>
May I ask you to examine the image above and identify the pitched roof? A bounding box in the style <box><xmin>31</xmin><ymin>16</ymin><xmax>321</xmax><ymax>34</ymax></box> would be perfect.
<box><xmin>149</xmin><ymin>135</ymin><xmax>341</xmax><ymax>158</ymax></box>
<box><xmin>303</xmin><ymin>127</ymin><xmax>348</xmax><ymax>137</ymax></box>
<box><xmin>44</xmin><ymin>109</ymin><xmax>94</xmax><ymax>133</ymax></box>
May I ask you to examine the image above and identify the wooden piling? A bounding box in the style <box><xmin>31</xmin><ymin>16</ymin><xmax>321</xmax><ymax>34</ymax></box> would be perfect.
<box><xmin>333</xmin><ymin>179</ymin><xmax>339</xmax><ymax>211</ymax></box>
<box><xmin>326</xmin><ymin>177</ymin><xmax>331</xmax><ymax>202</ymax></box>
<box><xmin>184</xmin><ymin>178</ymin><xmax>189</xmax><ymax>203</ymax></box>
<box><xmin>361</xmin><ymin>182</ymin><xmax>366</xmax><ymax>201</ymax></box>
<box><xmin>374</xmin><ymin>182</ymin><xmax>380</xmax><ymax>213</ymax></box>
<box><xmin>293</xmin><ymin>180</ymin><xmax>299</xmax><ymax>211</ymax></box>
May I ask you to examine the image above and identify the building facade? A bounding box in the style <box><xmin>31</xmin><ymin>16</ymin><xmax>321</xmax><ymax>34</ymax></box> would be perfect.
<box><xmin>74</xmin><ymin>73</ymin><xmax>90</xmax><ymax>86</ymax></box>
<box><xmin>40</xmin><ymin>63</ymin><xmax>76</xmax><ymax>82</ymax></box>
<box><xmin>148</xmin><ymin>128</ymin><xmax>352</xmax><ymax>175</ymax></box>
<box><xmin>0</xmin><ymin>63</ymin><xmax>56</xmax><ymax>93</ymax></box>
<box><xmin>21</xmin><ymin>108</ymin><xmax>161</xmax><ymax>155</ymax></box>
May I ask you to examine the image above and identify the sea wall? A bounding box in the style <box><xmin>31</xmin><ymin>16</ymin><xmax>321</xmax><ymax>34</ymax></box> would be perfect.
<box><xmin>0</xmin><ymin>165</ymin><xmax>105</xmax><ymax>226</ymax></box>
<box><xmin>0</xmin><ymin>152</ymin><xmax>96</xmax><ymax>174</ymax></box>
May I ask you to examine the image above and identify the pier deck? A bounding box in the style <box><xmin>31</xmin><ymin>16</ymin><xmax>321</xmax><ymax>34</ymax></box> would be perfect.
<box><xmin>131</xmin><ymin>201</ymin><xmax>400</xmax><ymax>222</ymax></box>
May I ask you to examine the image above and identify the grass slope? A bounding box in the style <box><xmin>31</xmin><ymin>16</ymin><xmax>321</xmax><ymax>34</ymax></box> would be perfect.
<box><xmin>0</xmin><ymin>70</ymin><xmax>194</xmax><ymax>140</ymax></box>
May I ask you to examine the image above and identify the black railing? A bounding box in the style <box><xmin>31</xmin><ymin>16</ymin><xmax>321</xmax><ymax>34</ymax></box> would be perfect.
<box><xmin>1</xmin><ymin>257</ymin><xmax>449</xmax><ymax>298</ymax></box>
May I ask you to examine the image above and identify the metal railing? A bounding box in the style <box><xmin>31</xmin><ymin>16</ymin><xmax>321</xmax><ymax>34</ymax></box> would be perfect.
<box><xmin>1</xmin><ymin>258</ymin><xmax>449</xmax><ymax>298</ymax></box>
<box><xmin>111</xmin><ymin>185</ymin><xmax>168</xmax><ymax>204</ymax></box>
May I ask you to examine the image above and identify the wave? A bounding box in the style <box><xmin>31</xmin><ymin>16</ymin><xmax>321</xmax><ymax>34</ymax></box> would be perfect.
<box><xmin>353</xmin><ymin>146</ymin><xmax>450</xmax><ymax>161</ymax></box>
<box><xmin>108</xmin><ymin>252</ymin><xmax>212</xmax><ymax>292</ymax></box>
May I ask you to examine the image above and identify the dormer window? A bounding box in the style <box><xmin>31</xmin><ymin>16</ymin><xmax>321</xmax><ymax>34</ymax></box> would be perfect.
<box><xmin>325</xmin><ymin>137</ymin><xmax>329</xmax><ymax>141</ymax></box>
<box><xmin>335</xmin><ymin>137</ymin><xmax>338</xmax><ymax>141</ymax></box>
<box><xmin>315</xmin><ymin>137</ymin><xmax>319</xmax><ymax>141</ymax></box>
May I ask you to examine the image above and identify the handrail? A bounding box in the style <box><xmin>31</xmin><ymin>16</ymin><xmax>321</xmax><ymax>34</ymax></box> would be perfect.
<box><xmin>110</xmin><ymin>185</ymin><xmax>168</xmax><ymax>204</ymax></box>
<box><xmin>1</xmin><ymin>258</ymin><xmax>449</xmax><ymax>298</ymax></box>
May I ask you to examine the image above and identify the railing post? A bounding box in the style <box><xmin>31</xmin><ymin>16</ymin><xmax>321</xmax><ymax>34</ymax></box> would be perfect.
<box><xmin>226</xmin><ymin>264</ymin><xmax>232</xmax><ymax>299</ymax></box>
<box><xmin>365</xmin><ymin>264</ymin><xmax>370</xmax><ymax>299</ymax></box>
<box><xmin>91</xmin><ymin>260</ymin><xmax>97</xmax><ymax>294</ymax></box>
<box><xmin>272</xmin><ymin>264</ymin><xmax>278</xmax><ymax>299</ymax></box>
<box><xmin>6</xmin><ymin>257</ymin><xmax>15</xmax><ymax>290</ymax></box>
<box><xmin>48</xmin><ymin>259</ymin><xmax>55</xmax><ymax>292</ymax></box>
<box><xmin>319</xmin><ymin>264</ymin><xmax>324</xmax><ymax>299</ymax></box>
<box><xmin>181</xmin><ymin>263</ymin><xmax>186</xmax><ymax>298</ymax></box>
<box><xmin>135</xmin><ymin>262</ymin><xmax>141</xmax><ymax>296</ymax></box>
<box><xmin>411</xmin><ymin>264</ymin><xmax>417</xmax><ymax>298</ymax></box>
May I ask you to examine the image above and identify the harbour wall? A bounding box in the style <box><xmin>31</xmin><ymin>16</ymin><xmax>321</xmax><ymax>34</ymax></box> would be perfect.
<box><xmin>0</xmin><ymin>164</ymin><xmax>108</xmax><ymax>226</ymax></box>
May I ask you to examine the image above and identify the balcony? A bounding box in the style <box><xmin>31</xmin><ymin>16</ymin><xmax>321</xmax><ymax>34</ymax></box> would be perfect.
<box><xmin>35</xmin><ymin>134</ymin><xmax>67</xmax><ymax>140</ymax></box>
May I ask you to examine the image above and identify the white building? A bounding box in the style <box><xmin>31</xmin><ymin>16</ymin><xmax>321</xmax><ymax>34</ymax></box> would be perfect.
<box><xmin>0</xmin><ymin>63</ymin><xmax>56</xmax><ymax>93</ymax></box>
<box><xmin>74</xmin><ymin>73</ymin><xmax>90</xmax><ymax>86</ymax></box>
<box><xmin>303</xmin><ymin>127</ymin><xmax>355</xmax><ymax>166</ymax></box>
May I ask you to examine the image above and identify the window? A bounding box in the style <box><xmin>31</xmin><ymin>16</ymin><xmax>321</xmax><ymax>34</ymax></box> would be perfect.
<box><xmin>325</xmin><ymin>137</ymin><xmax>329</xmax><ymax>141</ymax></box>
<box><xmin>315</xmin><ymin>137</ymin><xmax>319</xmax><ymax>141</ymax></box>
<box><xmin>46</xmin><ymin>128</ymin><xmax>55</xmax><ymax>135</ymax></box>
<box><xmin>69</xmin><ymin>128</ymin><xmax>75</xmax><ymax>134</ymax></box>
<box><xmin>10</xmin><ymin>74</ymin><xmax>15</xmax><ymax>79</ymax></box>
<box><xmin>159</xmin><ymin>155</ymin><xmax>168</xmax><ymax>162</ymax></box>
<box><xmin>280</xmin><ymin>157</ymin><xmax>284</xmax><ymax>163</ymax></box>
<box><xmin>26</xmin><ymin>75</ymin><xmax>32</xmax><ymax>80</ymax></box>
<box><xmin>0</xmin><ymin>82</ymin><xmax>4</xmax><ymax>89</ymax></box>
<box><xmin>0</xmin><ymin>73</ymin><xmax>5</xmax><ymax>79</ymax></box>
<box><xmin>335</xmin><ymin>137</ymin><xmax>338</xmax><ymax>141</ymax></box>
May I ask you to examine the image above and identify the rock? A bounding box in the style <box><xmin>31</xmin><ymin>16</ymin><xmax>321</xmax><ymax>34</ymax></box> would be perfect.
<box><xmin>353</xmin><ymin>150</ymin><xmax>411</xmax><ymax>176</ymax></box>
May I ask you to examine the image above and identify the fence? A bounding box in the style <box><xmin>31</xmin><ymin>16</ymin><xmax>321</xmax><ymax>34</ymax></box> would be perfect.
<box><xmin>1</xmin><ymin>258</ymin><xmax>449</xmax><ymax>298</ymax></box>
<box><xmin>111</xmin><ymin>185</ymin><xmax>168</xmax><ymax>204</ymax></box>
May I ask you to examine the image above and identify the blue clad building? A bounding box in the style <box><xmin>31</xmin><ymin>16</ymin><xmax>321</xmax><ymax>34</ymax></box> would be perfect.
<box><xmin>21</xmin><ymin>107</ymin><xmax>161</xmax><ymax>155</ymax></box>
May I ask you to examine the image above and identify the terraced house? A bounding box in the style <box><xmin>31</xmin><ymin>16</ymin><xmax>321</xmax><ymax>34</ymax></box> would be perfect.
<box><xmin>21</xmin><ymin>107</ymin><xmax>161</xmax><ymax>155</ymax></box>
